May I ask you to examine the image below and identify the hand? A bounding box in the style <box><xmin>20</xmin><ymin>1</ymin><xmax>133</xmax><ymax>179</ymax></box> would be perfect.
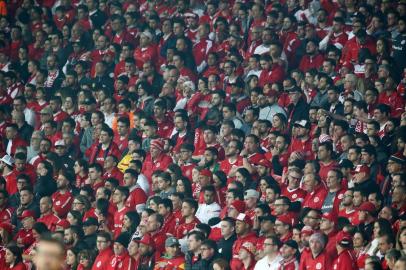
<box><xmin>271</xmin><ymin>146</ymin><xmax>280</xmax><ymax>156</ymax></box>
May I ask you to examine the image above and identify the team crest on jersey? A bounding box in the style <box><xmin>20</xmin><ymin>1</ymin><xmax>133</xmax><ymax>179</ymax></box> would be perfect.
<box><xmin>314</xmin><ymin>197</ymin><xmax>320</xmax><ymax>203</ymax></box>
<box><xmin>316</xmin><ymin>262</ymin><xmax>322</xmax><ymax>269</ymax></box>
<box><xmin>292</xmin><ymin>194</ymin><xmax>297</xmax><ymax>199</ymax></box>
<box><xmin>56</xmin><ymin>200</ymin><xmax>61</xmax><ymax>206</ymax></box>
<box><xmin>97</xmin><ymin>261</ymin><xmax>102</xmax><ymax>268</ymax></box>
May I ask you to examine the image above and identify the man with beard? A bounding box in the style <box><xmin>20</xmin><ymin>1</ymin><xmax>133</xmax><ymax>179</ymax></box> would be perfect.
<box><xmin>258</xmin><ymin>90</ymin><xmax>286</xmax><ymax>122</ymax></box>
<box><xmin>220</xmin><ymin>140</ymin><xmax>244</xmax><ymax>178</ymax></box>
<box><xmin>289</xmin><ymin>120</ymin><xmax>312</xmax><ymax>159</ymax></box>
<box><xmin>254</xmin><ymin>28</ymin><xmax>275</xmax><ymax>55</ymax></box>
<box><xmin>299</xmin><ymin>39</ymin><xmax>324</xmax><ymax>73</ymax></box>
<box><xmin>338</xmin><ymin>189</ymin><xmax>358</xmax><ymax>224</ymax></box>
<box><xmin>300</xmin><ymin>232</ymin><xmax>332</xmax><ymax>270</ymax></box>
<box><xmin>311</xmin><ymin>73</ymin><xmax>333</xmax><ymax>109</ymax></box>
<box><xmin>52</xmin><ymin>171</ymin><xmax>74</xmax><ymax>218</ymax></box>
<box><xmin>44</xmin><ymin>54</ymin><xmax>64</xmax><ymax>92</ymax></box>
<box><xmin>64</xmin><ymin>225</ymin><xmax>88</xmax><ymax>250</ymax></box>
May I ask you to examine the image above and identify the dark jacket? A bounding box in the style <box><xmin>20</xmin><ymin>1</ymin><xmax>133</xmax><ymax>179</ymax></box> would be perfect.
<box><xmin>287</xmin><ymin>97</ymin><xmax>309</xmax><ymax>131</ymax></box>
<box><xmin>34</xmin><ymin>175</ymin><xmax>57</xmax><ymax>201</ymax></box>
<box><xmin>217</xmin><ymin>233</ymin><xmax>237</xmax><ymax>261</ymax></box>
<box><xmin>185</xmin><ymin>251</ymin><xmax>219</xmax><ymax>270</ymax></box>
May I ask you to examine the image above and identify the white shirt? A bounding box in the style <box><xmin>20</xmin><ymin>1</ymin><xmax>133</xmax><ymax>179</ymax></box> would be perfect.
<box><xmin>254</xmin><ymin>255</ymin><xmax>283</xmax><ymax>270</ymax></box>
<box><xmin>137</xmin><ymin>174</ymin><xmax>150</xmax><ymax>195</ymax></box>
<box><xmin>24</xmin><ymin>108</ymin><xmax>36</xmax><ymax>127</ymax></box>
<box><xmin>196</xmin><ymin>202</ymin><xmax>221</xmax><ymax>224</ymax></box>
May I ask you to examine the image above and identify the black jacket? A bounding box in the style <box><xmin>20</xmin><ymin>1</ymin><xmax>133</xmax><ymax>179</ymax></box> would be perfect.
<box><xmin>34</xmin><ymin>175</ymin><xmax>57</xmax><ymax>201</ymax></box>
<box><xmin>217</xmin><ymin>233</ymin><xmax>237</xmax><ymax>261</ymax></box>
<box><xmin>287</xmin><ymin>98</ymin><xmax>309</xmax><ymax>131</ymax></box>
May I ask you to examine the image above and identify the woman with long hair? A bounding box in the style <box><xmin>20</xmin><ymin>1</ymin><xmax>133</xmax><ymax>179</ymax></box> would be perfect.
<box><xmin>65</xmin><ymin>247</ymin><xmax>80</xmax><ymax>270</ymax></box>
<box><xmin>271</xmin><ymin>113</ymin><xmax>288</xmax><ymax>134</ymax></box>
<box><xmin>34</xmin><ymin>160</ymin><xmax>57</xmax><ymax>200</ymax></box>
<box><xmin>122</xmin><ymin>211</ymin><xmax>141</xmax><ymax>236</ymax></box>
<box><xmin>176</xmin><ymin>176</ymin><xmax>193</xmax><ymax>198</ymax></box>
<box><xmin>4</xmin><ymin>245</ymin><xmax>26</xmax><ymax>270</ymax></box>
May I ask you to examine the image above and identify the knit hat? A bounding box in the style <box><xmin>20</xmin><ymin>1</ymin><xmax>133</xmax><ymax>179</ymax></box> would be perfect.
<box><xmin>240</xmin><ymin>241</ymin><xmax>256</xmax><ymax>257</ymax></box>
<box><xmin>115</xmin><ymin>232</ymin><xmax>131</xmax><ymax>247</ymax></box>
<box><xmin>150</xmin><ymin>139</ymin><xmax>164</xmax><ymax>152</ymax></box>
<box><xmin>230</xmin><ymin>200</ymin><xmax>246</xmax><ymax>214</ymax></box>
<box><xmin>199</xmin><ymin>169</ymin><xmax>212</xmax><ymax>179</ymax></box>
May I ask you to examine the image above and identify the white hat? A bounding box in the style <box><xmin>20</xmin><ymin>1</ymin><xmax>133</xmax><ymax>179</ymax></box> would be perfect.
<box><xmin>1</xmin><ymin>155</ymin><xmax>14</xmax><ymax>166</ymax></box>
<box><xmin>54</xmin><ymin>140</ymin><xmax>66</xmax><ymax>147</ymax></box>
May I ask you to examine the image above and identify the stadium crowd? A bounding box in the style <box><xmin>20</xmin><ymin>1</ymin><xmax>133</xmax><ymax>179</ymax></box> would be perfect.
<box><xmin>0</xmin><ymin>0</ymin><xmax>405</xmax><ymax>269</ymax></box>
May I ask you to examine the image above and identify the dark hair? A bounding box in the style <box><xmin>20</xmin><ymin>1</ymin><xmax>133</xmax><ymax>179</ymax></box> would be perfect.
<box><xmin>124</xmin><ymin>211</ymin><xmax>141</xmax><ymax>235</ymax></box>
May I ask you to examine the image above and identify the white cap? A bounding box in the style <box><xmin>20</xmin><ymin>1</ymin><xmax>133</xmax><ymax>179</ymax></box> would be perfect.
<box><xmin>1</xmin><ymin>155</ymin><xmax>14</xmax><ymax>166</ymax></box>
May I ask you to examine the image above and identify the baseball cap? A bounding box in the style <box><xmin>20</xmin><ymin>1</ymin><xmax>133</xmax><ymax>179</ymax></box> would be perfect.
<box><xmin>236</xmin><ymin>213</ymin><xmax>252</xmax><ymax>226</ymax></box>
<box><xmin>1</xmin><ymin>155</ymin><xmax>14</xmax><ymax>166</ymax></box>
<box><xmin>19</xmin><ymin>210</ymin><xmax>35</xmax><ymax>220</ymax></box>
<box><xmin>294</xmin><ymin>120</ymin><xmax>310</xmax><ymax>129</ymax></box>
<box><xmin>358</xmin><ymin>202</ymin><xmax>376</xmax><ymax>213</ymax></box>
<box><xmin>165</xmin><ymin>237</ymin><xmax>180</xmax><ymax>247</ymax></box>
<box><xmin>83</xmin><ymin>217</ymin><xmax>98</xmax><ymax>227</ymax></box>
<box><xmin>230</xmin><ymin>200</ymin><xmax>246</xmax><ymax>214</ymax></box>
<box><xmin>54</xmin><ymin>140</ymin><xmax>66</xmax><ymax>147</ymax></box>
<box><xmin>388</xmin><ymin>153</ymin><xmax>406</xmax><ymax>165</ymax></box>
<box><xmin>321</xmin><ymin>212</ymin><xmax>336</xmax><ymax>223</ymax></box>
<box><xmin>244</xmin><ymin>189</ymin><xmax>260</xmax><ymax>200</ymax></box>
<box><xmin>336</xmin><ymin>231</ymin><xmax>352</xmax><ymax>246</ymax></box>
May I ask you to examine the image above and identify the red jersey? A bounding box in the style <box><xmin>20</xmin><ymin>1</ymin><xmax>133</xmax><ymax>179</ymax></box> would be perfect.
<box><xmin>113</xmin><ymin>206</ymin><xmax>130</xmax><ymax>238</ymax></box>
<box><xmin>281</xmin><ymin>185</ymin><xmax>307</xmax><ymax>203</ymax></box>
<box><xmin>161</xmin><ymin>213</ymin><xmax>177</xmax><ymax>235</ymax></box>
<box><xmin>220</xmin><ymin>157</ymin><xmax>244</xmax><ymax>177</ymax></box>
<box><xmin>125</xmin><ymin>186</ymin><xmax>147</xmax><ymax>210</ymax></box>
<box><xmin>299</xmin><ymin>54</ymin><xmax>324</xmax><ymax>73</ymax></box>
<box><xmin>133</xmin><ymin>45</ymin><xmax>158</xmax><ymax>70</ymax></box>
<box><xmin>92</xmin><ymin>248</ymin><xmax>114</xmax><ymax>270</ymax></box>
<box><xmin>51</xmin><ymin>190</ymin><xmax>74</xmax><ymax>218</ymax></box>
<box><xmin>303</xmin><ymin>184</ymin><xmax>328</xmax><ymax>210</ymax></box>
<box><xmin>106</xmin><ymin>252</ymin><xmax>136</xmax><ymax>270</ymax></box>
<box><xmin>319</xmin><ymin>161</ymin><xmax>339</xmax><ymax>183</ymax></box>
<box><xmin>103</xmin><ymin>168</ymin><xmax>124</xmax><ymax>185</ymax></box>
<box><xmin>37</xmin><ymin>212</ymin><xmax>60</xmax><ymax>231</ymax></box>
<box><xmin>14</xmin><ymin>228</ymin><xmax>34</xmax><ymax>248</ymax></box>
<box><xmin>175</xmin><ymin>217</ymin><xmax>200</xmax><ymax>239</ymax></box>
<box><xmin>0</xmin><ymin>207</ymin><xmax>13</xmax><ymax>223</ymax></box>
<box><xmin>299</xmin><ymin>250</ymin><xmax>333</xmax><ymax>270</ymax></box>
<box><xmin>332</xmin><ymin>249</ymin><xmax>358</xmax><ymax>270</ymax></box>
<box><xmin>142</xmin><ymin>153</ymin><xmax>173</xmax><ymax>182</ymax></box>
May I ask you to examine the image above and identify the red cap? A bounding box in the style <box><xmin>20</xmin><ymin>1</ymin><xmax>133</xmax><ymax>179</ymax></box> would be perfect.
<box><xmin>236</xmin><ymin>213</ymin><xmax>252</xmax><ymax>226</ymax></box>
<box><xmin>19</xmin><ymin>210</ymin><xmax>35</xmax><ymax>220</ymax></box>
<box><xmin>358</xmin><ymin>202</ymin><xmax>376</xmax><ymax>213</ymax></box>
<box><xmin>353</xmin><ymin>164</ymin><xmax>370</xmax><ymax>175</ymax></box>
<box><xmin>256</xmin><ymin>159</ymin><xmax>271</xmax><ymax>168</ymax></box>
<box><xmin>277</xmin><ymin>215</ymin><xmax>293</xmax><ymax>226</ymax></box>
<box><xmin>265</xmin><ymin>89</ymin><xmax>279</xmax><ymax>98</ymax></box>
<box><xmin>335</xmin><ymin>231</ymin><xmax>352</xmax><ymax>246</ymax></box>
<box><xmin>199</xmin><ymin>169</ymin><xmax>212</xmax><ymax>179</ymax></box>
<box><xmin>342</xmin><ymin>61</ymin><xmax>354</xmax><ymax>71</ymax></box>
<box><xmin>301</xmin><ymin>225</ymin><xmax>314</xmax><ymax>236</ymax></box>
<box><xmin>321</xmin><ymin>212</ymin><xmax>336</xmax><ymax>223</ymax></box>
<box><xmin>230</xmin><ymin>200</ymin><xmax>246</xmax><ymax>214</ymax></box>
<box><xmin>136</xmin><ymin>233</ymin><xmax>155</xmax><ymax>249</ymax></box>
<box><xmin>104</xmin><ymin>50</ymin><xmax>115</xmax><ymax>58</ymax></box>
<box><xmin>0</xmin><ymin>222</ymin><xmax>13</xmax><ymax>234</ymax></box>
<box><xmin>56</xmin><ymin>219</ymin><xmax>70</xmax><ymax>229</ymax></box>
<box><xmin>150</xmin><ymin>139</ymin><xmax>164</xmax><ymax>152</ymax></box>
<box><xmin>240</xmin><ymin>241</ymin><xmax>256</xmax><ymax>257</ymax></box>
